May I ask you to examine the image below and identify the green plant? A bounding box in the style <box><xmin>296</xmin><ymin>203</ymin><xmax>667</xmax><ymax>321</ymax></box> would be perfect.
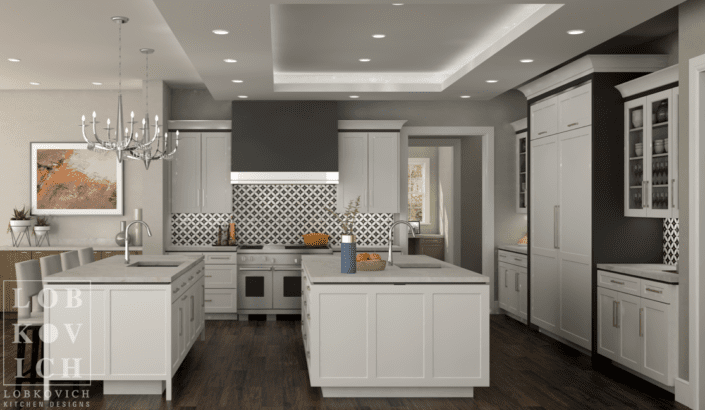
<box><xmin>326</xmin><ymin>196</ymin><xmax>361</xmax><ymax>236</ymax></box>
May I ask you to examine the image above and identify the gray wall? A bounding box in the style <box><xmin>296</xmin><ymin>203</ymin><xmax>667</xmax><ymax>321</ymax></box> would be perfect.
<box><xmin>170</xmin><ymin>88</ymin><xmax>231</xmax><ymax>120</ymax></box>
<box><xmin>677</xmin><ymin>0</ymin><xmax>705</xmax><ymax>382</ymax></box>
<box><xmin>408</xmin><ymin>145</ymin><xmax>439</xmax><ymax>234</ymax></box>
<box><xmin>438</xmin><ymin>147</ymin><xmax>456</xmax><ymax>263</ymax></box>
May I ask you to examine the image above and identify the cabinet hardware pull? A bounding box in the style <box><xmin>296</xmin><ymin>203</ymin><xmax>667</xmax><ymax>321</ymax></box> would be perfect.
<box><xmin>196</xmin><ymin>189</ymin><xmax>199</xmax><ymax>207</ymax></box>
<box><xmin>210</xmin><ymin>256</ymin><xmax>230</xmax><ymax>259</ymax></box>
<box><xmin>553</xmin><ymin>205</ymin><xmax>560</xmax><ymax>249</ymax></box>
<box><xmin>612</xmin><ymin>300</ymin><xmax>616</xmax><ymax>327</ymax></box>
<box><xmin>615</xmin><ymin>301</ymin><xmax>620</xmax><ymax>328</ymax></box>
<box><xmin>639</xmin><ymin>308</ymin><xmax>643</xmax><ymax>337</ymax></box>
<box><xmin>672</xmin><ymin>179</ymin><xmax>676</xmax><ymax>208</ymax></box>
<box><xmin>173</xmin><ymin>288</ymin><xmax>179</xmax><ymax>294</ymax></box>
<box><xmin>307</xmin><ymin>286</ymin><xmax>311</xmax><ymax>291</ymax></box>
<box><xmin>205</xmin><ymin>299</ymin><xmax>212</xmax><ymax>302</ymax></box>
<box><xmin>206</xmin><ymin>275</ymin><xmax>213</xmax><ymax>278</ymax></box>
<box><xmin>304</xmin><ymin>301</ymin><xmax>307</xmax><ymax>306</ymax></box>
<box><xmin>179</xmin><ymin>307</ymin><xmax>183</xmax><ymax>336</ymax></box>
<box><xmin>539</xmin><ymin>131</ymin><xmax>547</xmax><ymax>135</ymax></box>
<box><xmin>515</xmin><ymin>272</ymin><xmax>519</xmax><ymax>292</ymax></box>
<box><xmin>610</xmin><ymin>280</ymin><xmax>624</xmax><ymax>285</ymax></box>
<box><xmin>189</xmin><ymin>276</ymin><xmax>194</xmax><ymax>280</ymax></box>
<box><xmin>567</xmin><ymin>122</ymin><xmax>578</xmax><ymax>127</ymax></box>
<box><xmin>182</xmin><ymin>295</ymin><xmax>188</xmax><ymax>301</ymax></box>
<box><xmin>301</xmin><ymin>290</ymin><xmax>304</xmax><ymax>296</ymax></box>
<box><xmin>642</xmin><ymin>181</ymin><xmax>646</xmax><ymax>208</ymax></box>
<box><xmin>191</xmin><ymin>296</ymin><xmax>195</xmax><ymax>322</ymax></box>
<box><xmin>504</xmin><ymin>269</ymin><xmax>508</xmax><ymax>288</ymax></box>
<box><xmin>645</xmin><ymin>288</ymin><xmax>663</xmax><ymax>294</ymax></box>
<box><xmin>202</xmin><ymin>189</ymin><xmax>206</xmax><ymax>208</ymax></box>
<box><xmin>645</xmin><ymin>181</ymin><xmax>649</xmax><ymax>208</ymax></box>
<box><xmin>307</xmin><ymin>314</ymin><xmax>311</xmax><ymax>320</ymax></box>
<box><xmin>514</xmin><ymin>258</ymin><xmax>523</xmax><ymax>262</ymax></box>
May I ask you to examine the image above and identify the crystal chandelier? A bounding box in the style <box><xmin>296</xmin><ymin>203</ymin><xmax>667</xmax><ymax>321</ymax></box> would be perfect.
<box><xmin>81</xmin><ymin>16</ymin><xmax>178</xmax><ymax>170</ymax></box>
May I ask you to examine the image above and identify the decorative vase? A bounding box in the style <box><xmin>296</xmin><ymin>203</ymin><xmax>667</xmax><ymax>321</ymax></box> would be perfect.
<box><xmin>115</xmin><ymin>221</ymin><xmax>128</xmax><ymax>246</ymax></box>
<box><xmin>340</xmin><ymin>234</ymin><xmax>357</xmax><ymax>274</ymax></box>
<box><xmin>133</xmin><ymin>208</ymin><xmax>143</xmax><ymax>246</ymax></box>
<box><xmin>656</xmin><ymin>101</ymin><xmax>668</xmax><ymax>123</ymax></box>
<box><xmin>631</xmin><ymin>109</ymin><xmax>643</xmax><ymax>128</ymax></box>
<box><xmin>34</xmin><ymin>226</ymin><xmax>51</xmax><ymax>246</ymax></box>
<box><xmin>9</xmin><ymin>220</ymin><xmax>32</xmax><ymax>235</ymax></box>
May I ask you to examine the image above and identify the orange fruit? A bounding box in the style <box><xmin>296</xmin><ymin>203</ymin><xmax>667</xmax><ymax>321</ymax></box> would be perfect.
<box><xmin>356</xmin><ymin>253</ymin><xmax>370</xmax><ymax>262</ymax></box>
<box><xmin>369</xmin><ymin>253</ymin><xmax>381</xmax><ymax>260</ymax></box>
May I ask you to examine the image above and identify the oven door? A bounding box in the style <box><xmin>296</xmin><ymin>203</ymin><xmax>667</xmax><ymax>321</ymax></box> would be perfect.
<box><xmin>273</xmin><ymin>267</ymin><xmax>302</xmax><ymax>310</ymax></box>
<box><xmin>237</xmin><ymin>267</ymin><xmax>273</xmax><ymax>310</ymax></box>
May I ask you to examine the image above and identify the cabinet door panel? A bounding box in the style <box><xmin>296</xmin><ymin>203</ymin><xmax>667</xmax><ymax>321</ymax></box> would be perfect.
<box><xmin>530</xmin><ymin>96</ymin><xmax>558</xmax><ymax>140</ymax></box>
<box><xmin>559</xmin><ymin>259</ymin><xmax>591</xmax><ymax>349</ymax></box>
<box><xmin>530</xmin><ymin>253</ymin><xmax>559</xmax><ymax>333</ymax></box>
<box><xmin>559</xmin><ymin>127</ymin><xmax>592</xmax><ymax>265</ymax></box>
<box><xmin>670</xmin><ymin>87</ymin><xmax>679</xmax><ymax>218</ymax></box>
<box><xmin>530</xmin><ymin>136</ymin><xmax>558</xmax><ymax>257</ymax></box>
<box><xmin>171</xmin><ymin>299</ymin><xmax>180</xmax><ymax>373</ymax></box>
<box><xmin>518</xmin><ymin>270</ymin><xmax>528</xmax><ymax>320</ymax></box>
<box><xmin>625</xmin><ymin>98</ymin><xmax>648</xmax><ymax>217</ymax></box>
<box><xmin>204</xmin><ymin>265</ymin><xmax>237</xmax><ymax>288</ymax></box>
<box><xmin>506</xmin><ymin>268</ymin><xmax>519</xmax><ymax>316</ymax></box>
<box><xmin>338</xmin><ymin>133</ymin><xmax>368</xmax><ymax>212</ymax></box>
<box><xmin>498</xmin><ymin>265</ymin><xmax>508</xmax><ymax>310</ymax></box>
<box><xmin>368</xmin><ymin>132</ymin><xmax>399</xmax><ymax>213</ymax></box>
<box><xmin>171</xmin><ymin>132</ymin><xmax>201</xmax><ymax>213</ymax></box>
<box><xmin>645</xmin><ymin>90</ymin><xmax>674</xmax><ymax>218</ymax></box>
<box><xmin>618</xmin><ymin>293</ymin><xmax>642</xmax><ymax>373</ymax></box>
<box><xmin>201</xmin><ymin>132</ymin><xmax>232</xmax><ymax>213</ymax></box>
<box><xmin>558</xmin><ymin>83</ymin><xmax>592</xmax><ymax>132</ymax></box>
<box><xmin>641</xmin><ymin>298</ymin><xmax>669</xmax><ymax>384</ymax></box>
<box><xmin>597</xmin><ymin>287</ymin><xmax>620</xmax><ymax>362</ymax></box>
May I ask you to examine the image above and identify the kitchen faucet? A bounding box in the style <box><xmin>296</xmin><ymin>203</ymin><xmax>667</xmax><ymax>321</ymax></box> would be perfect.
<box><xmin>124</xmin><ymin>221</ymin><xmax>152</xmax><ymax>264</ymax></box>
<box><xmin>387</xmin><ymin>220</ymin><xmax>416</xmax><ymax>266</ymax></box>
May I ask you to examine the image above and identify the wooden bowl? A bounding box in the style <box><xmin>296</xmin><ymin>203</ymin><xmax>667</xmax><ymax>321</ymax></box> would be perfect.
<box><xmin>356</xmin><ymin>260</ymin><xmax>386</xmax><ymax>271</ymax></box>
<box><xmin>302</xmin><ymin>233</ymin><xmax>329</xmax><ymax>247</ymax></box>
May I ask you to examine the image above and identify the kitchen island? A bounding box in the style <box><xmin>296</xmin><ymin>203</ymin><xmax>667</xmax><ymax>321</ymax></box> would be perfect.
<box><xmin>301</xmin><ymin>254</ymin><xmax>489</xmax><ymax>398</ymax></box>
<box><xmin>43</xmin><ymin>255</ymin><xmax>205</xmax><ymax>401</ymax></box>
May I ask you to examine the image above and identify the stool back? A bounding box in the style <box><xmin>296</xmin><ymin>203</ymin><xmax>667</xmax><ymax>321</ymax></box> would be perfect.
<box><xmin>77</xmin><ymin>247</ymin><xmax>95</xmax><ymax>266</ymax></box>
<box><xmin>60</xmin><ymin>250</ymin><xmax>80</xmax><ymax>271</ymax></box>
<box><xmin>14</xmin><ymin>260</ymin><xmax>42</xmax><ymax>320</ymax></box>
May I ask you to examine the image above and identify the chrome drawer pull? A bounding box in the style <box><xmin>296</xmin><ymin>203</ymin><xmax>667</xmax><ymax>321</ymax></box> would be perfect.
<box><xmin>210</xmin><ymin>256</ymin><xmax>230</xmax><ymax>260</ymax></box>
<box><xmin>615</xmin><ymin>301</ymin><xmax>620</xmax><ymax>328</ymax></box>
<box><xmin>182</xmin><ymin>295</ymin><xmax>188</xmax><ymax>301</ymax></box>
<box><xmin>610</xmin><ymin>280</ymin><xmax>624</xmax><ymax>285</ymax></box>
<box><xmin>205</xmin><ymin>299</ymin><xmax>213</xmax><ymax>302</ymax></box>
<box><xmin>672</xmin><ymin>179</ymin><xmax>676</xmax><ymax>208</ymax></box>
<box><xmin>514</xmin><ymin>258</ymin><xmax>523</xmax><ymax>262</ymax></box>
<box><xmin>639</xmin><ymin>308</ymin><xmax>643</xmax><ymax>337</ymax></box>
<box><xmin>645</xmin><ymin>288</ymin><xmax>663</xmax><ymax>294</ymax></box>
<box><xmin>189</xmin><ymin>276</ymin><xmax>194</xmax><ymax>280</ymax></box>
<box><xmin>612</xmin><ymin>301</ymin><xmax>616</xmax><ymax>327</ymax></box>
<box><xmin>173</xmin><ymin>288</ymin><xmax>179</xmax><ymax>294</ymax></box>
<box><xmin>539</xmin><ymin>131</ymin><xmax>547</xmax><ymax>135</ymax></box>
<box><xmin>567</xmin><ymin>122</ymin><xmax>578</xmax><ymax>127</ymax></box>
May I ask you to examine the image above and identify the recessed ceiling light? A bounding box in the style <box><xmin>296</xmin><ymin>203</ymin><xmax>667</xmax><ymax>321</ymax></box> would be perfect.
<box><xmin>359</xmin><ymin>58</ymin><xmax>371</xmax><ymax>62</ymax></box>
<box><xmin>392</xmin><ymin>3</ymin><xmax>404</xmax><ymax>5</ymax></box>
<box><xmin>520</xmin><ymin>59</ymin><xmax>534</xmax><ymax>63</ymax></box>
<box><xmin>238</xmin><ymin>95</ymin><xmax>248</xmax><ymax>99</ymax></box>
<box><xmin>372</xmin><ymin>34</ymin><xmax>386</xmax><ymax>39</ymax></box>
<box><xmin>349</xmin><ymin>95</ymin><xmax>360</xmax><ymax>99</ymax></box>
<box><xmin>224</xmin><ymin>59</ymin><xmax>237</xmax><ymax>63</ymax></box>
<box><xmin>212</xmin><ymin>29</ymin><xmax>229</xmax><ymax>35</ymax></box>
<box><xmin>486</xmin><ymin>80</ymin><xmax>498</xmax><ymax>83</ymax></box>
<box><xmin>92</xmin><ymin>82</ymin><xmax>103</xmax><ymax>85</ymax></box>
<box><xmin>8</xmin><ymin>58</ymin><xmax>20</xmax><ymax>62</ymax></box>
<box><xmin>231</xmin><ymin>80</ymin><xmax>243</xmax><ymax>83</ymax></box>
<box><xmin>460</xmin><ymin>95</ymin><xmax>471</xmax><ymax>99</ymax></box>
<box><xmin>29</xmin><ymin>82</ymin><xmax>40</xmax><ymax>86</ymax></box>
<box><xmin>567</xmin><ymin>29</ymin><xmax>585</xmax><ymax>35</ymax></box>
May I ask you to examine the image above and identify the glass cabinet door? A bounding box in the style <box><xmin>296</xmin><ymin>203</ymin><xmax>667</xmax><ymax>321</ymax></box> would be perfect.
<box><xmin>625</xmin><ymin>98</ymin><xmax>647</xmax><ymax>217</ymax></box>
<box><xmin>645</xmin><ymin>90</ymin><xmax>673</xmax><ymax>218</ymax></box>
<box><xmin>517</xmin><ymin>132</ymin><xmax>528</xmax><ymax>214</ymax></box>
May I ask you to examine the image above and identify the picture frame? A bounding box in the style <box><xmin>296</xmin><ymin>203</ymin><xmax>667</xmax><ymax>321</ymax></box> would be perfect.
<box><xmin>31</xmin><ymin>142</ymin><xmax>124</xmax><ymax>215</ymax></box>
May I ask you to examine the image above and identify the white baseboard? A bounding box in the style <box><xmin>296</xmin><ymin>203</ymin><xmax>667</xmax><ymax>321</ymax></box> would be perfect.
<box><xmin>675</xmin><ymin>378</ymin><xmax>693</xmax><ymax>409</ymax></box>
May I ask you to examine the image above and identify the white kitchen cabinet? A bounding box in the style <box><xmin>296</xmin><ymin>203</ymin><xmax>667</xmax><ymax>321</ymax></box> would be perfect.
<box><xmin>530</xmin><ymin>95</ymin><xmax>558</xmax><ymax>140</ymax></box>
<box><xmin>203</xmin><ymin>252</ymin><xmax>237</xmax><ymax>314</ymax></box>
<box><xmin>338</xmin><ymin>132</ymin><xmax>399</xmax><ymax>213</ymax></box>
<box><xmin>497</xmin><ymin>250</ymin><xmax>527</xmax><ymax>323</ymax></box>
<box><xmin>597</xmin><ymin>270</ymin><xmax>678</xmax><ymax>387</ymax></box>
<box><xmin>516</xmin><ymin>131</ymin><xmax>527</xmax><ymax>213</ymax></box>
<box><xmin>171</xmin><ymin>131</ymin><xmax>231</xmax><ymax>214</ymax></box>
<box><xmin>557</xmin><ymin>83</ymin><xmax>592</xmax><ymax>133</ymax></box>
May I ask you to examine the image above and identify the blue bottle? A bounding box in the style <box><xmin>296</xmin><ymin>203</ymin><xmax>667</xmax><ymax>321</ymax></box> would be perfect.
<box><xmin>340</xmin><ymin>234</ymin><xmax>357</xmax><ymax>274</ymax></box>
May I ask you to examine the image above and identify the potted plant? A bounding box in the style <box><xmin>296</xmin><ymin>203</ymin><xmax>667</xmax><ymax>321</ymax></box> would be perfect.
<box><xmin>8</xmin><ymin>205</ymin><xmax>32</xmax><ymax>235</ymax></box>
<box><xmin>326</xmin><ymin>196</ymin><xmax>361</xmax><ymax>274</ymax></box>
<box><xmin>33</xmin><ymin>216</ymin><xmax>51</xmax><ymax>244</ymax></box>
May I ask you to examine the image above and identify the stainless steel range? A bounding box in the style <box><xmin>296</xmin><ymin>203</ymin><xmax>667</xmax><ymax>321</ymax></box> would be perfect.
<box><xmin>237</xmin><ymin>244</ymin><xmax>332</xmax><ymax>316</ymax></box>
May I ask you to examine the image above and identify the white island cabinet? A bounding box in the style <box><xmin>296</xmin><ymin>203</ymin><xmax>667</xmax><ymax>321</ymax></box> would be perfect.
<box><xmin>301</xmin><ymin>255</ymin><xmax>490</xmax><ymax>398</ymax></box>
<box><xmin>43</xmin><ymin>255</ymin><xmax>205</xmax><ymax>401</ymax></box>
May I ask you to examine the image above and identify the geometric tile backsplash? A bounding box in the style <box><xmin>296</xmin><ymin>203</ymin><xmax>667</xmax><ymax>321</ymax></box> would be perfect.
<box><xmin>663</xmin><ymin>218</ymin><xmax>679</xmax><ymax>265</ymax></box>
<box><xmin>171</xmin><ymin>184</ymin><xmax>395</xmax><ymax>247</ymax></box>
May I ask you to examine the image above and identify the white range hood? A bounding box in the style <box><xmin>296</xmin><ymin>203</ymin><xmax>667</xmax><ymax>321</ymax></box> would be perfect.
<box><xmin>230</xmin><ymin>172</ymin><xmax>339</xmax><ymax>184</ymax></box>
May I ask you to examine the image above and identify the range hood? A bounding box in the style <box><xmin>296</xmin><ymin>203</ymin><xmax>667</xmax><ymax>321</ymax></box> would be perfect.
<box><xmin>231</xmin><ymin>101</ymin><xmax>338</xmax><ymax>184</ymax></box>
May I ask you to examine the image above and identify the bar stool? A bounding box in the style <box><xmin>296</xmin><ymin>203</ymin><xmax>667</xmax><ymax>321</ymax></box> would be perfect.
<box><xmin>60</xmin><ymin>250</ymin><xmax>80</xmax><ymax>271</ymax></box>
<box><xmin>77</xmin><ymin>247</ymin><xmax>95</xmax><ymax>266</ymax></box>
<box><xmin>14</xmin><ymin>259</ymin><xmax>45</xmax><ymax>392</ymax></box>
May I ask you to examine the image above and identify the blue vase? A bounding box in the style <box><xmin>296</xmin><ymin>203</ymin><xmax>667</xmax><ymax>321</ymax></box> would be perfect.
<box><xmin>341</xmin><ymin>235</ymin><xmax>357</xmax><ymax>274</ymax></box>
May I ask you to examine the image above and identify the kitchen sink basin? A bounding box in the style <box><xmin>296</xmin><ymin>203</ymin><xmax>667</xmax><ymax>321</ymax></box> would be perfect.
<box><xmin>395</xmin><ymin>262</ymin><xmax>442</xmax><ymax>269</ymax></box>
<box><xmin>661</xmin><ymin>267</ymin><xmax>678</xmax><ymax>272</ymax></box>
<box><xmin>127</xmin><ymin>261</ymin><xmax>183</xmax><ymax>268</ymax></box>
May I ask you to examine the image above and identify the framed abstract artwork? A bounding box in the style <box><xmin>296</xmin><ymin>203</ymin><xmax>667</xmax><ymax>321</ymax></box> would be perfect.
<box><xmin>31</xmin><ymin>143</ymin><xmax>123</xmax><ymax>215</ymax></box>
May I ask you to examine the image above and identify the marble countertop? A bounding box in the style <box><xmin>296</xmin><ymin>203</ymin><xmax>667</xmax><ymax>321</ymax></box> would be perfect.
<box><xmin>0</xmin><ymin>245</ymin><xmax>143</xmax><ymax>252</ymax></box>
<box><xmin>302</xmin><ymin>254</ymin><xmax>488</xmax><ymax>284</ymax></box>
<box><xmin>45</xmin><ymin>255</ymin><xmax>204</xmax><ymax>284</ymax></box>
<box><xmin>597</xmin><ymin>263</ymin><xmax>679</xmax><ymax>284</ymax></box>
<box><xmin>166</xmin><ymin>245</ymin><xmax>237</xmax><ymax>253</ymax></box>
<box><xmin>498</xmin><ymin>244</ymin><xmax>528</xmax><ymax>255</ymax></box>
<box><xmin>330</xmin><ymin>245</ymin><xmax>403</xmax><ymax>252</ymax></box>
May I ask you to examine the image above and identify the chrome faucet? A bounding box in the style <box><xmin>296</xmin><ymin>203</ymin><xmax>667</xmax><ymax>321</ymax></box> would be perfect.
<box><xmin>387</xmin><ymin>220</ymin><xmax>416</xmax><ymax>266</ymax></box>
<box><xmin>124</xmin><ymin>221</ymin><xmax>152</xmax><ymax>264</ymax></box>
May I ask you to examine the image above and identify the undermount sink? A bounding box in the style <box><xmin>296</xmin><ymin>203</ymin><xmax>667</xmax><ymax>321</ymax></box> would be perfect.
<box><xmin>395</xmin><ymin>262</ymin><xmax>442</xmax><ymax>269</ymax></box>
<box><xmin>127</xmin><ymin>261</ymin><xmax>183</xmax><ymax>268</ymax></box>
<box><xmin>661</xmin><ymin>266</ymin><xmax>678</xmax><ymax>272</ymax></box>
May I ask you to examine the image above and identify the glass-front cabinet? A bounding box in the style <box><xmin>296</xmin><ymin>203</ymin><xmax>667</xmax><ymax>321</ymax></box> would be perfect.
<box><xmin>624</xmin><ymin>87</ymin><xmax>678</xmax><ymax>218</ymax></box>
<box><xmin>517</xmin><ymin>131</ymin><xmax>527</xmax><ymax>213</ymax></box>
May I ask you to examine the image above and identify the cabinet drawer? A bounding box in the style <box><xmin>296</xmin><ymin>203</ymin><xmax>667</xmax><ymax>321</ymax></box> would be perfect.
<box><xmin>204</xmin><ymin>289</ymin><xmax>238</xmax><ymax>313</ymax></box>
<box><xmin>204</xmin><ymin>265</ymin><xmax>237</xmax><ymax>288</ymax></box>
<box><xmin>172</xmin><ymin>263</ymin><xmax>204</xmax><ymax>303</ymax></box>
<box><xmin>498</xmin><ymin>250</ymin><xmax>527</xmax><ymax>268</ymax></box>
<box><xmin>597</xmin><ymin>270</ymin><xmax>640</xmax><ymax>296</ymax></box>
<box><xmin>640</xmin><ymin>279</ymin><xmax>673</xmax><ymax>304</ymax></box>
<box><xmin>204</xmin><ymin>253</ymin><xmax>237</xmax><ymax>265</ymax></box>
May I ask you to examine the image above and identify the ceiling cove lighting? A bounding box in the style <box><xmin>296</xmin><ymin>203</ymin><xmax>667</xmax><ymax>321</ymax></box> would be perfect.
<box><xmin>359</xmin><ymin>58</ymin><xmax>371</xmax><ymax>62</ymax></box>
<box><xmin>8</xmin><ymin>58</ymin><xmax>20</xmax><ymax>62</ymax></box>
<box><xmin>212</xmin><ymin>29</ymin><xmax>229</xmax><ymax>35</ymax></box>
<box><xmin>92</xmin><ymin>82</ymin><xmax>103</xmax><ymax>85</ymax></box>
<box><xmin>349</xmin><ymin>95</ymin><xmax>360</xmax><ymax>99</ymax></box>
<box><xmin>520</xmin><ymin>59</ymin><xmax>534</xmax><ymax>63</ymax></box>
<box><xmin>486</xmin><ymin>80</ymin><xmax>498</xmax><ymax>83</ymax></box>
<box><xmin>80</xmin><ymin>17</ymin><xmax>178</xmax><ymax>169</ymax></box>
<box><xmin>567</xmin><ymin>29</ymin><xmax>585</xmax><ymax>35</ymax></box>
<box><xmin>224</xmin><ymin>59</ymin><xmax>237</xmax><ymax>63</ymax></box>
<box><xmin>231</xmin><ymin>80</ymin><xmax>243</xmax><ymax>83</ymax></box>
<box><xmin>238</xmin><ymin>95</ymin><xmax>248</xmax><ymax>99</ymax></box>
<box><xmin>372</xmin><ymin>34</ymin><xmax>386</xmax><ymax>38</ymax></box>
<box><xmin>29</xmin><ymin>82</ymin><xmax>40</xmax><ymax>86</ymax></box>
<box><xmin>460</xmin><ymin>95</ymin><xmax>471</xmax><ymax>99</ymax></box>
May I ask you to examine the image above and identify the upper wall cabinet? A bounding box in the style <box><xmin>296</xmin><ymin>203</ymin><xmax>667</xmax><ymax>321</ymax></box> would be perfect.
<box><xmin>169</xmin><ymin>121</ymin><xmax>232</xmax><ymax>214</ymax></box>
<box><xmin>557</xmin><ymin>83</ymin><xmax>592</xmax><ymax>133</ymax></box>
<box><xmin>511</xmin><ymin>118</ymin><xmax>528</xmax><ymax>214</ymax></box>
<box><xmin>530</xmin><ymin>96</ymin><xmax>558</xmax><ymax>140</ymax></box>
<box><xmin>616</xmin><ymin>65</ymin><xmax>679</xmax><ymax>219</ymax></box>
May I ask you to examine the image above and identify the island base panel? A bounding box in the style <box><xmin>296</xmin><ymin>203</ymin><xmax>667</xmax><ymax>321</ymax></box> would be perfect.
<box><xmin>321</xmin><ymin>387</ymin><xmax>474</xmax><ymax>398</ymax></box>
<box><xmin>104</xmin><ymin>380</ymin><xmax>165</xmax><ymax>395</ymax></box>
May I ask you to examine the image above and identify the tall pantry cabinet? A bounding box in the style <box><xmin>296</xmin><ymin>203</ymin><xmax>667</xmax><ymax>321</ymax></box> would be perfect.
<box><xmin>519</xmin><ymin>55</ymin><xmax>669</xmax><ymax>352</ymax></box>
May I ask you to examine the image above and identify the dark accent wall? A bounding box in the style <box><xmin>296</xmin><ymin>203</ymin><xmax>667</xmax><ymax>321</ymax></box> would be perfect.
<box><xmin>461</xmin><ymin>136</ymin><xmax>484</xmax><ymax>273</ymax></box>
<box><xmin>231</xmin><ymin>101</ymin><xmax>338</xmax><ymax>172</ymax></box>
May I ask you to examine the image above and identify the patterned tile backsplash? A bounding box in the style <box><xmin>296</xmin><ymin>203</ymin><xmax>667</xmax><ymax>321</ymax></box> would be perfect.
<box><xmin>171</xmin><ymin>185</ymin><xmax>394</xmax><ymax>247</ymax></box>
<box><xmin>663</xmin><ymin>218</ymin><xmax>679</xmax><ymax>265</ymax></box>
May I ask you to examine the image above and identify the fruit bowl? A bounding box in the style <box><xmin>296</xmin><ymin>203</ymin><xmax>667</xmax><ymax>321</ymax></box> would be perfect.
<box><xmin>356</xmin><ymin>260</ymin><xmax>386</xmax><ymax>271</ymax></box>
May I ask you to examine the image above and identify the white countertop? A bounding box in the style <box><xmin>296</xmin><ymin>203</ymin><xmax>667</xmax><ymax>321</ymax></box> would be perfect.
<box><xmin>408</xmin><ymin>234</ymin><xmax>444</xmax><ymax>238</ymax></box>
<box><xmin>302</xmin><ymin>254</ymin><xmax>488</xmax><ymax>284</ymax></box>
<box><xmin>0</xmin><ymin>245</ymin><xmax>143</xmax><ymax>252</ymax></box>
<box><xmin>597</xmin><ymin>263</ymin><xmax>679</xmax><ymax>284</ymax></box>
<box><xmin>166</xmin><ymin>245</ymin><xmax>237</xmax><ymax>252</ymax></box>
<box><xmin>331</xmin><ymin>245</ymin><xmax>403</xmax><ymax>252</ymax></box>
<box><xmin>45</xmin><ymin>255</ymin><xmax>204</xmax><ymax>284</ymax></box>
<box><xmin>497</xmin><ymin>244</ymin><xmax>528</xmax><ymax>255</ymax></box>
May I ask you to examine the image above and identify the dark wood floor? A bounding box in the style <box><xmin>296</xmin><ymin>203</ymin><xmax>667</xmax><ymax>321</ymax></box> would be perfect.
<box><xmin>0</xmin><ymin>313</ymin><xmax>690</xmax><ymax>410</ymax></box>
